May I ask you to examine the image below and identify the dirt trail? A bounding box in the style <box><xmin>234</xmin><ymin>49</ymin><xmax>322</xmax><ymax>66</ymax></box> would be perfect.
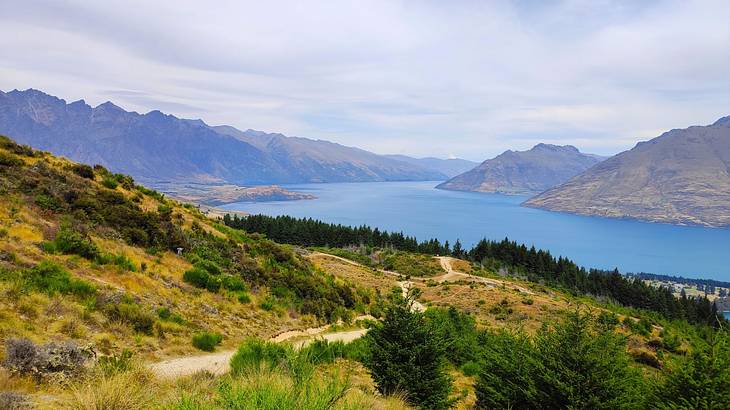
<box><xmin>150</xmin><ymin>315</ymin><xmax>374</xmax><ymax>379</ymax></box>
<box><xmin>151</xmin><ymin>253</ymin><xmax>532</xmax><ymax>379</ymax></box>
<box><xmin>310</xmin><ymin>252</ymin><xmax>532</xmax><ymax>294</ymax></box>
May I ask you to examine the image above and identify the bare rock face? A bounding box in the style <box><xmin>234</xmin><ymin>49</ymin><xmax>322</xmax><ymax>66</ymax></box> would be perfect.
<box><xmin>524</xmin><ymin>117</ymin><xmax>730</xmax><ymax>227</ymax></box>
<box><xmin>436</xmin><ymin>144</ymin><xmax>604</xmax><ymax>195</ymax></box>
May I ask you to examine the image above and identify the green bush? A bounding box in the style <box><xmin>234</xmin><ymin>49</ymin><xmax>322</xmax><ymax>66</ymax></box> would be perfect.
<box><xmin>52</xmin><ymin>221</ymin><xmax>99</xmax><ymax>260</ymax></box>
<box><xmin>101</xmin><ymin>175</ymin><xmax>118</xmax><ymax>189</ymax></box>
<box><xmin>34</xmin><ymin>193</ymin><xmax>63</xmax><ymax>211</ymax></box>
<box><xmin>476</xmin><ymin>311</ymin><xmax>648</xmax><ymax>409</ymax></box>
<box><xmin>230</xmin><ymin>338</ymin><xmax>290</xmax><ymax>376</ymax></box>
<box><xmin>157</xmin><ymin>307</ymin><xmax>172</xmax><ymax>320</ymax></box>
<box><xmin>104</xmin><ymin>302</ymin><xmax>155</xmax><ymax>335</ymax></box>
<box><xmin>194</xmin><ymin>260</ymin><xmax>222</xmax><ymax>276</ymax></box>
<box><xmin>183</xmin><ymin>267</ymin><xmax>210</xmax><ymax>289</ymax></box>
<box><xmin>222</xmin><ymin>275</ymin><xmax>246</xmax><ymax>292</ymax></box>
<box><xmin>0</xmin><ymin>152</ymin><xmax>23</xmax><ymax>167</ymax></box>
<box><xmin>71</xmin><ymin>164</ymin><xmax>95</xmax><ymax>179</ymax></box>
<box><xmin>192</xmin><ymin>332</ymin><xmax>223</xmax><ymax>352</ymax></box>
<box><xmin>23</xmin><ymin>261</ymin><xmax>96</xmax><ymax>297</ymax></box>
<box><xmin>460</xmin><ymin>361</ymin><xmax>481</xmax><ymax>377</ymax></box>
<box><xmin>237</xmin><ymin>292</ymin><xmax>251</xmax><ymax>304</ymax></box>
<box><xmin>259</xmin><ymin>296</ymin><xmax>276</xmax><ymax>311</ymax></box>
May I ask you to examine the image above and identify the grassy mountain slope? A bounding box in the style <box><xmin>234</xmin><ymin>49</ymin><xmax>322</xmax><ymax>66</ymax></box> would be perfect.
<box><xmin>0</xmin><ymin>135</ymin><xmax>372</xmax><ymax>361</ymax></box>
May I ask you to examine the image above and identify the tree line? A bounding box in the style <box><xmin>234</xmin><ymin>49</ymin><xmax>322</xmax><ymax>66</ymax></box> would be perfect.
<box><xmin>223</xmin><ymin>214</ymin><xmax>723</xmax><ymax>327</ymax></box>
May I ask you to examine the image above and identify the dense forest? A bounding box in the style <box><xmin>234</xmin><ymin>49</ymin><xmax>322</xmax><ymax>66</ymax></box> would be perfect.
<box><xmin>224</xmin><ymin>214</ymin><xmax>722</xmax><ymax>326</ymax></box>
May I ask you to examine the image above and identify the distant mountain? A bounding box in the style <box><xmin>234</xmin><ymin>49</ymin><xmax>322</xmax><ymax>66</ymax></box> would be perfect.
<box><xmin>436</xmin><ymin>144</ymin><xmax>604</xmax><ymax>194</ymax></box>
<box><xmin>212</xmin><ymin>125</ymin><xmax>447</xmax><ymax>182</ymax></box>
<box><xmin>524</xmin><ymin>117</ymin><xmax>730</xmax><ymax>227</ymax></box>
<box><xmin>382</xmin><ymin>154</ymin><xmax>477</xmax><ymax>178</ymax></box>
<box><xmin>0</xmin><ymin>88</ymin><xmax>446</xmax><ymax>185</ymax></box>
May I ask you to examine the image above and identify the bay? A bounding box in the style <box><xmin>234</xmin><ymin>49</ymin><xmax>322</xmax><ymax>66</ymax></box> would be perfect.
<box><xmin>221</xmin><ymin>181</ymin><xmax>730</xmax><ymax>281</ymax></box>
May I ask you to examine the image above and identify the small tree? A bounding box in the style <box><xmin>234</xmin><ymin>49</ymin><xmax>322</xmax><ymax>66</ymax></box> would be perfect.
<box><xmin>365</xmin><ymin>288</ymin><xmax>453</xmax><ymax>409</ymax></box>
<box><xmin>476</xmin><ymin>310</ymin><xmax>647</xmax><ymax>409</ymax></box>
<box><xmin>655</xmin><ymin>329</ymin><xmax>730</xmax><ymax>409</ymax></box>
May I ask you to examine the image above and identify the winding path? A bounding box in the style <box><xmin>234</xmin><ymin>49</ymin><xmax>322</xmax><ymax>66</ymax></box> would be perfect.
<box><xmin>149</xmin><ymin>252</ymin><xmax>531</xmax><ymax>379</ymax></box>
<box><xmin>150</xmin><ymin>315</ymin><xmax>373</xmax><ymax>379</ymax></box>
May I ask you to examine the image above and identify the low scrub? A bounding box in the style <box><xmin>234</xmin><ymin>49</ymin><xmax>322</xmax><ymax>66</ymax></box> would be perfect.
<box><xmin>0</xmin><ymin>261</ymin><xmax>96</xmax><ymax>298</ymax></box>
<box><xmin>192</xmin><ymin>332</ymin><xmax>223</xmax><ymax>352</ymax></box>
<box><xmin>2</xmin><ymin>338</ymin><xmax>91</xmax><ymax>380</ymax></box>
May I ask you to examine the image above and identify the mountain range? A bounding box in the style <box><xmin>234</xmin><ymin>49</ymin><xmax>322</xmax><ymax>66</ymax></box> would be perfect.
<box><xmin>382</xmin><ymin>154</ymin><xmax>477</xmax><ymax>178</ymax></box>
<box><xmin>0</xmin><ymin>89</ymin><xmax>455</xmax><ymax>185</ymax></box>
<box><xmin>524</xmin><ymin>116</ymin><xmax>730</xmax><ymax>227</ymax></box>
<box><xmin>437</xmin><ymin>143</ymin><xmax>604</xmax><ymax>194</ymax></box>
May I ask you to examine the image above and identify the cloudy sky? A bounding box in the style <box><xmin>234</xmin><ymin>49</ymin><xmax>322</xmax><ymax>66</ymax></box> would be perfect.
<box><xmin>1</xmin><ymin>0</ymin><xmax>729</xmax><ymax>160</ymax></box>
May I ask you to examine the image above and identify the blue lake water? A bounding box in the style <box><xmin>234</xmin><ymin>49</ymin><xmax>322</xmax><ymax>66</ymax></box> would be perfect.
<box><xmin>725</xmin><ymin>311</ymin><xmax>730</xmax><ymax>320</ymax></box>
<box><xmin>221</xmin><ymin>181</ymin><xmax>730</xmax><ymax>281</ymax></box>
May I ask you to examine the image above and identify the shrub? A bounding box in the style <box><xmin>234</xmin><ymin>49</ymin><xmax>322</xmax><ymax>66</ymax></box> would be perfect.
<box><xmin>259</xmin><ymin>296</ymin><xmax>276</xmax><ymax>311</ymax></box>
<box><xmin>222</xmin><ymin>275</ymin><xmax>246</xmax><ymax>292</ymax></box>
<box><xmin>655</xmin><ymin>331</ymin><xmax>730</xmax><ymax>408</ymax></box>
<box><xmin>0</xmin><ymin>392</ymin><xmax>29</xmax><ymax>410</ymax></box>
<box><xmin>104</xmin><ymin>302</ymin><xmax>155</xmax><ymax>335</ymax></box>
<box><xmin>630</xmin><ymin>349</ymin><xmax>662</xmax><ymax>369</ymax></box>
<box><xmin>476</xmin><ymin>311</ymin><xmax>648</xmax><ymax>410</ymax></box>
<box><xmin>52</xmin><ymin>222</ymin><xmax>99</xmax><ymax>260</ymax></box>
<box><xmin>71</xmin><ymin>164</ymin><xmax>95</xmax><ymax>179</ymax></box>
<box><xmin>3</xmin><ymin>338</ymin><xmax>90</xmax><ymax>379</ymax></box>
<box><xmin>34</xmin><ymin>193</ymin><xmax>62</xmax><ymax>210</ymax></box>
<box><xmin>237</xmin><ymin>292</ymin><xmax>251</xmax><ymax>304</ymax></box>
<box><xmin>101</xmin><ymin>176</ymin><xmax>118</xmax><ymax>189</ymax></box>
<box><xmin>26</xmin><ymin>261</ymin><xmax>96</xmax><ymax>297</ymax></box>
<box><xmin>460</xmin><ymin>361</ymin><xmax>481</xmax><ymax>377</ymax></box>
<box><xmin>194</xmin><ymin>260</ymin><xmax>222</xmax><ymax>276</ymax></box>
<box><xmin>183</xmin><ymin>267</ymin><xmax>210</xmax><ymax>289</ymax></box>
<box><xmin>157</xmin><ymin>307</ymin><xmax>171</xmax><ymax>320</ymax></box>
<box><xmin>205</xmin><ymin>275</ymin><xmax>222</xmax><ymax>293</ymax></box>
<box><xmin>213</xmin><ymin>366</ymin><xmax>349</xmax><ymax>410</ymax></box>
<box><xmin>192</xmin><ymin>332</ymin><xmax>223</xmax><ymax>352</ymax></box>
<box><xmin>98</xmin><ymin>350</ymin><xmax>134</xmax><ymax>376</ymax></box>
<box><xmin>230</xmin><ymin>339</ymin><xmax>290</xmax><ymax>376</ymax></box>
<box><xmin>0</xmin><ymin>152</ymin><xmax>23</xmax><ymax>167</ymax></box>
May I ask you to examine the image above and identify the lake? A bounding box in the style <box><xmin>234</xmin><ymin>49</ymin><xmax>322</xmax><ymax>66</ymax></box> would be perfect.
<box><xmin>221</xmin><ymin>181</ymin><xmax>730</xmax><ymax>281</ymax></box>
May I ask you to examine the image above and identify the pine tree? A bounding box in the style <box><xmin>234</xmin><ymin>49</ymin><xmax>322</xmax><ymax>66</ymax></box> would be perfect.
<box><xmin>365</xmin><ymin>288</ymin><xmax>453</xmax><ymax>410</ymax></box>
<box><xmin>656</xmin><ymin>329</ymin><xmax>730</xmax><ymax>409</ymax></box>
<box><xmin>476</xmin><ymin>310</ymin><xmax>647</xmax><ymax>409</ymax></box>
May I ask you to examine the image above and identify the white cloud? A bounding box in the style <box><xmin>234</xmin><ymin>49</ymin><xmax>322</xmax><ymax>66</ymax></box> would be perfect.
<box><xmin>0</xmin><ymin>0</ymin><xmax>728</xmax><ymax>160</ymax></box>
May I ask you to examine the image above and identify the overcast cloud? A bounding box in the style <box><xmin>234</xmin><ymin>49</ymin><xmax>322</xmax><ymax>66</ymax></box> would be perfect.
<box><xmin>1</xmin><ymin>0</ymin><xmax>729</xmax><ymax>160</ymax></box>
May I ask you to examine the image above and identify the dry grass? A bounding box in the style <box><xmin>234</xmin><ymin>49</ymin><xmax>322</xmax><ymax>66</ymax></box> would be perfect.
<box><xmin>62</xmin><ymin>368</ymin><xmax>157</xmax><ymax>410</ymax></box>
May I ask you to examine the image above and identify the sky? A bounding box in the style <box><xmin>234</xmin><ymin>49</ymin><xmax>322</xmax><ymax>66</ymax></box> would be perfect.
<box><xmin>1</xmin><ymin>0</ymin><xmax>729</xmax><ymax>161</ymax></box>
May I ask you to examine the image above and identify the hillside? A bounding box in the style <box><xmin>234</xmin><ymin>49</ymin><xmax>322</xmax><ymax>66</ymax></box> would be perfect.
<box><xmin>212</xmin><ymin>125</ymin><xmax>447</xmax><ymax>182</ymax></box>
<box><xmin>436</xmin><ymin>143</ymin><xmax>604</xmax><ymax>194</ymax></box>
<box><xmin>524</xmin><ymin>117</ymin><xmax>730</xmax><ymax>227</ymax></box>
<box><xmin>0</xmin><ymin>89</ymin><xmax>445</xmax><ymax>186</ymax></box>
<box><xmin>0</xmin><ymin>135</ymin><xmax>726</xmax><ymax>409</ymax></box>
<box><xmin>382</xmin><ymin>154</ymin><xmax>477</xmax><ymax>178</ymax></box>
